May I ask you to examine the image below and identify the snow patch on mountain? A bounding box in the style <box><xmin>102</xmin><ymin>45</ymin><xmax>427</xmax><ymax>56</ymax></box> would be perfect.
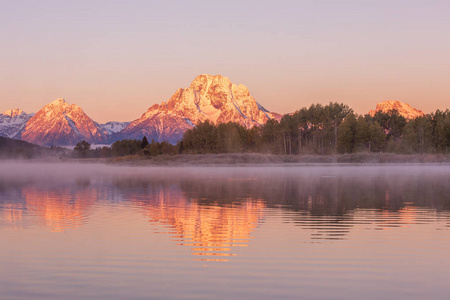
<box><xmin>100</xmin><ymin>121</ymin><xmax>131</xmax><ymax>135</ymax></box>
<box><xmin>64</xmin><ymin>114</ymin><xmax>81</xmax><ymax>136</ymax></box>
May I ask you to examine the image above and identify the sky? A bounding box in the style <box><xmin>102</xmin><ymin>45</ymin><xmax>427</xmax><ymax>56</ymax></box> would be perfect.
<box><xmin>1</xmin><ymin>0</ymin><xmax>449</xmax><ymax>123</ymax></box>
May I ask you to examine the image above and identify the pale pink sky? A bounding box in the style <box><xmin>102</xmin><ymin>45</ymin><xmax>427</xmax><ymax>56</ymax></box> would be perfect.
<box><xmin>1</xmin><ymin>0</ymin><xmax>449</xmax><ymax>123</ymax></box>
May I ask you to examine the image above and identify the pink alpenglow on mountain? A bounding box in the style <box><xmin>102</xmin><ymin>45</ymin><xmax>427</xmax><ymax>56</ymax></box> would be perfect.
<box><xmin>119</xmin><ymin>74</ymin><xmax>281</xmax><ymax>143</ymax></box>
<box><xmin>3</xmin><ymin>108</ymin><xmax>25</xmax><ymax>118</ymax></box>
<box><xmin>20</xmin><ymin>99</ymin><xmax>108</xmax><ymax>146</ymax></box>
<box><xmin>368</xmin><ymin>100</ymin><xmax>425</xmax><ymax>120</ymax></box>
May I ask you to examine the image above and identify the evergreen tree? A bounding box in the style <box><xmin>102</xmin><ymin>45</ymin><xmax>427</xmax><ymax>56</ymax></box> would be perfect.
<box><xmin>431</xmin><ymin>110</ymin><xmax>450</xmax><ymax>152</ymax></box>
<box><xmin>352</xmin><ymin>116</ymin><xmax>386</xmax><ymax>152</ymax></box>
<box><xmin>337</xmin><ymin>114</ymin><xmax>357</xmax><ymax>153</ymax></box>
<box><xmin>182</xmin><ymin>120</ymin><xmax>218</xmax><ymax>153</ymax></box>
<box><xmin>260</xmin><ymin>119</ymin><xmax>282</xmax><ymax>154</ymax></box>
<box><xmin>74</xmin><ymin>140</ymin><xmax>91</xmax><ymax>158</ymax></box>
<box><xmin>111</xmin><ymin>139</ymin><xmax>141</xmax><ymax>156</ymax></box>
<box><xmin>373</xmin><ymin>109</ymin><xmax>406</xmax><ymax>142</ymax></box>
<box><xmin>366</xmin><ymin>121</ymin><xmax>386</xmax><ymax>152</ymax></box>
<box><xmin>403</xmin><ymin>116</ymin><xmax>433</xmax><ymax>153</ymax></box>
<box><xmin>141</xmin><ymin>136</ymin><xmax>149</xmax><ymax>149</ymax></box>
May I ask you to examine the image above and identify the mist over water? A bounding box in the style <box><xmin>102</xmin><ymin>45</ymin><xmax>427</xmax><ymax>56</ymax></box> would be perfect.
<box><xmin>1</xmin><ymin>162</ymin><xmax>450</xmax><ymax>299</ymax></box>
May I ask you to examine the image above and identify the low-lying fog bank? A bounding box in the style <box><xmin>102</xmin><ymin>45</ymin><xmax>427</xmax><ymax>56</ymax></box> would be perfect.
<box><xmin>2</xmin><ymin>161</ymin><xmax>450</xmax><ymax>214</ymax></box>
<box><xmin>1</xmin><ymin>160</ymin><xmax>450</xmax><ymax>182</ymax></box>
<box><xmin>1</xmin><ymin>152</ymin><xmax>450</xmax><ymax>166</ymax></box>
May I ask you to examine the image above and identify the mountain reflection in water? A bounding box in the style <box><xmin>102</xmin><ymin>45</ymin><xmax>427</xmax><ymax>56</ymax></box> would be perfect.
<box><xmin>116</xmin><ymin>180</ymin><xmax>263</xmax><ymax>261</ymax></box>
<box><xmin>1</xmin><ymin>165</ymin><xmax>450</xmax><ymax>262</ymax></box>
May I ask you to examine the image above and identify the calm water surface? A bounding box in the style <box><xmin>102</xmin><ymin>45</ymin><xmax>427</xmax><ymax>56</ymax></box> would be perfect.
<box><xmin>1</xmin><ymin>162</ymin><xmax>449</xmax><ymax>300</ymax></box>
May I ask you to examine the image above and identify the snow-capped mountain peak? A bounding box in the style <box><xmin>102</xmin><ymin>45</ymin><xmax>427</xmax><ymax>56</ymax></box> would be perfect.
<box><xmin>368</xmin><ymin>100</ymin><xmax>425</xmax><ymax>119</ymax></box>
<box><xmin>19</xmin><ymin>99</ymin><xmax>108</xmax><ymax>146</ymax></box>
<box><xmin>117</xmin><ymin>74</ymin><xmax>281</xmax><ymax>143</ymax></box>
<box><xmin>50</xmin><ymin>98</ymin><xmax>66</xmax><ymax>105</ymax></box>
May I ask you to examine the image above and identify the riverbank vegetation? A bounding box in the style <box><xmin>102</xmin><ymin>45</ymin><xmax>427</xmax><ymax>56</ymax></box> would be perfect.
<box><xmin>99</xmin><ymin>102</ymin><xmax>450</xmax><ymax>159</ymax></box>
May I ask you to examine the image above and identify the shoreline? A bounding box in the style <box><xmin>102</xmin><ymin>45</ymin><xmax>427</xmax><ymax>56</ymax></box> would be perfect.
<box><xmin>1</xmin><ymin>153</ymin><xmax>450</xmax><ymax>166</ymax></box>
<box><xmin>105</xmin><ymin>153</ymin><xmax>450</xmax><ymax>166</ymax></box>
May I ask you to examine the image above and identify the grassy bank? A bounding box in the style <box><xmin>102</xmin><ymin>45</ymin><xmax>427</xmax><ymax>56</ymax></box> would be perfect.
<box><xmin>107</xmin><ymin>152</ymin><xmax>450</xmax><ymax>166</ymax></box>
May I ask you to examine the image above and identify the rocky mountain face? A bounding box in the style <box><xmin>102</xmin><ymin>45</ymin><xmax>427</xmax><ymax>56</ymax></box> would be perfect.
<box><xmin>117</xmin><ymin>74</ymin><xmax>281</xmax><ymax>143</ymax></box>
<box><xmin>0</xmin><ymin>109</ymin><xmax>34</xmax><ymax>138</ymax></box>
<box><xmin>100</xmin><ymin>121</ymin><xmax>131</xmax><ymax>135</ymax></box>
<box><xmin>19</xmin><ymin>99</ymin><xmax>108</xmax><ymax>146</ymax></box>
<box><xmin>368</xmin><ymin>100</ymin><xmax>425</xmax><ymax>119</ymax></box>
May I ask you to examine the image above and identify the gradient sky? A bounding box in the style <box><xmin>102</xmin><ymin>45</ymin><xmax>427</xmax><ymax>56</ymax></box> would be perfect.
<box><xmin>1</xmin><ymin>0</ymin><xmax>449</xmax><ymax>123</ymax></box>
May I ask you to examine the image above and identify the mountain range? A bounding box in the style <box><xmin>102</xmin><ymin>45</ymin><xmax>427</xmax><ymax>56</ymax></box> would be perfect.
<box><xmin>0</xmin><ymin>74</ymin><xmax>426</xmax><ymax>146</ymax></box>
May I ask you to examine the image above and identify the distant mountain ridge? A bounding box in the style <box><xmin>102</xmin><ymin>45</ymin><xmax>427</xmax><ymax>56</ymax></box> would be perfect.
<box><xmin>368</xmin><ymin>100</ymin><xmax>425</xmax><ymax>120</ymax></box>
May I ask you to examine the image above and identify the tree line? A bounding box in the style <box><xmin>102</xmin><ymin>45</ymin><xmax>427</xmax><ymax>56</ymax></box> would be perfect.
<box><xmin>74</xmin><ymin>102</ymin><xmax>450</xmax><ymax>158</ymax></box>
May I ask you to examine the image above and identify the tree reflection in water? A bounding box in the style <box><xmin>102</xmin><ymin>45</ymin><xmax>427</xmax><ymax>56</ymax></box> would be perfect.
<box><xmin>1</xmin><ymin>166</ymin><xmax>450</xmax><ymax>260</ymax></box>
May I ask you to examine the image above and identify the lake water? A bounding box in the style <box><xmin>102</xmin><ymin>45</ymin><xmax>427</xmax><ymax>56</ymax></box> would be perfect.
<box><xmin>1</xmin><ymin>162</ymin><xmax>449</xmax><ymax>300</ymax></box>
